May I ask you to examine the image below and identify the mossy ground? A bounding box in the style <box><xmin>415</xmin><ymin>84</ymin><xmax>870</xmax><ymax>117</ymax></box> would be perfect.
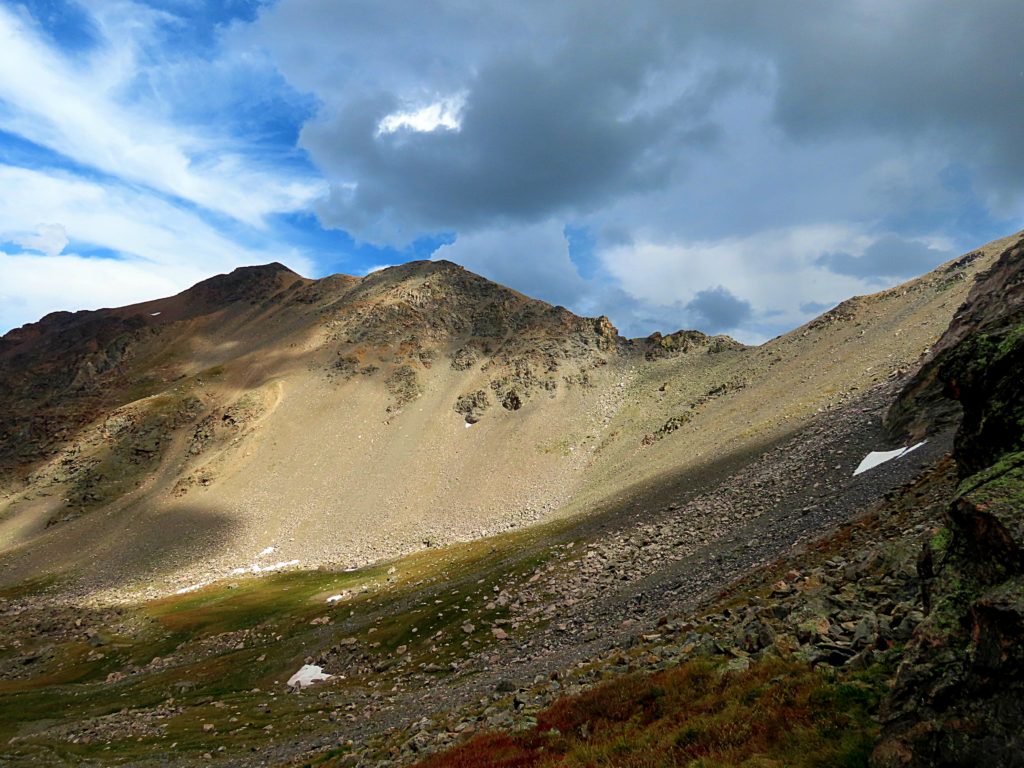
<box><xmin>0</xmin><ymin>521</ymin><xmax>571</xmax><ymax>764</ymax></box>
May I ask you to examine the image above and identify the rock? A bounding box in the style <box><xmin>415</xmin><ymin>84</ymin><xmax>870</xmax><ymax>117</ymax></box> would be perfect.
<box><xmin>721</xmin><ymin>657</ymin><xmax>750</xmax><ymax>675</ymax></box>
<box><xmin>455</xmin><ymin>390</ymin><xmax>490</xmax><ymax>424</ymax></box>
<box><xmin>853</xmin><ymin>614</ymin><xmax>879</xmax><ymax>649</ymax></box>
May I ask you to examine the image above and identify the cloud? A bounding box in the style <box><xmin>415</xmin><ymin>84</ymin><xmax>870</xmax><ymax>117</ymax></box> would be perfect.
<box><xmin>685</xmin><ymin>286</ymin><xmax>752</xmax><ymax>333</ymax></box>
<box><xmin>4</xmin><ymin>0</ymin><xmax>1022</xmax><ymax>345</ymax></box>
<box><xmin>433</xmin><ymin>220</ymin><xmax>588</xmax><ymax>308</ymax></box>
<box><xmin>245</xmin><ymin>0</ymin><xmax>756</xmax><ymax>244</ymax></box>
<box><xmin>799</xmin><ymin>300</ymin><xmax>833</xmax><ymax>315</ymax></box>
<box><xmin>300</xmin><ymin>55</ymin><xmax>729</xmax><ymax>243</ymax></box>
<box><xmin>0</xmin><ymin>251</ymin><xmax>182</xmax><ymax>332</ymax></box>
<box><xmin>14</xmin><ymin>223</ymin><xmax>68</xmax><ymax>256</ymax></box>
<box><xmin>244</xmin><ymin>0</ymin><xmax>1024</xmax><ymax>246</ymax></box>
<box><xmin>360</xmin><ymin>263</ymin><xmax>395</xmax><ymax>275</ymax></box>
<box><xmin>0</xmin><ymin>3</ymin><xmax>324</xmax><ymax>225</ymax></box>
<box><xmin>816</xmin><ymin>235</ymin><xmax>953</xmax><ymax>281</ymax></box>
<box><xmin>0</xmin><ymin>165</ymin><xmax>314</xmax><ymax>333</ymax></box>
<box><xmin>597</xmin><ymin>225</ymin><xmax>880</xmax><ymax>342</ymax></box>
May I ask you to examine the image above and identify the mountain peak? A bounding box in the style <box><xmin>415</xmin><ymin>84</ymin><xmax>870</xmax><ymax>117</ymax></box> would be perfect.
<box><xmin>184</xmin><ymin>262</ymin><xmax>307</xmax><ymax>306</ymax></box>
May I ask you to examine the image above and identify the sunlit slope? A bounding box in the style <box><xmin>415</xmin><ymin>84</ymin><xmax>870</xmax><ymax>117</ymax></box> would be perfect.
<box><xmin>0</xmin><ymin>234</ymin><xmax>1017</xmax><ymax>595</ymax></box>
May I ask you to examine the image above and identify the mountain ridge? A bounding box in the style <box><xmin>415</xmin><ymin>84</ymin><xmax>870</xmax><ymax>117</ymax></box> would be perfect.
<box><xmin>0</xmin><ymin>235</ymin><xmax>1018</xmax><ymax>599</ymax></box>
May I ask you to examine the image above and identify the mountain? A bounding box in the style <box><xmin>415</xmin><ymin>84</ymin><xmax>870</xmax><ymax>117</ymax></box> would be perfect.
<box><xmin>1</xmin><ymin>232</ymin><xmax>1023</xmax><ymax>767</ymax></box>
<box><xmin>0</xmin><ymin>237</ymin><xmax>1017</xmax><ymax>597</ymax></box>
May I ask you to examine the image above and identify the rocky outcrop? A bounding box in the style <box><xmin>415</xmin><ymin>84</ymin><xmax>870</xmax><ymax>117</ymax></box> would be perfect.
<box><xmin>0</xmin><ymin>311</ymin><xmax>155</xmax><ymax>472</ymax></box>
<box><xmin>635</xmin><ymin>329</ymin><xmax>744</xmax><ymax>360</ymax></box>
<box><xmin>873</xmin><ymin>235</ymin><xmax>1024</xmax><ymax>768</ymax></box>
<box><xmin>184</xmin><ymin>262</ymin><xmax>307</xmax><ymax>307</ymax></box>
<box><xmin>886</xmin><ymin>235</ymin><xmax>1024</xmax><ymax>446</ymax></box>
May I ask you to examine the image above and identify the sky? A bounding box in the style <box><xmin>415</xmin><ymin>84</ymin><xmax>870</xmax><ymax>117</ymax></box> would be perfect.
<box><xmin>0</xmin><ymin>1</ymin><xmax>1021</xmax><ymax>343</ymax></box>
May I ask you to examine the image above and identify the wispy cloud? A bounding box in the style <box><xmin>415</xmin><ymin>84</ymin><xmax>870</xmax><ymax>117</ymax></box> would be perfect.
<box><xmin>0</xmin><ymin>164</ymin><xmax>314</xmax><ymax>333</ymax></box>
<box><xmin>0</xmin><ymin>3</ymin><xmax>324</xmax><ymax>225</ymax></box>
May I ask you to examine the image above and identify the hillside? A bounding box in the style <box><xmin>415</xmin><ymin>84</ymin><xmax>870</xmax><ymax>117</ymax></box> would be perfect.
<box><xmin>0</xmin><ymin>236</ymin><xmax>1017</xmax><ymax>600</ymax></box>
<box><xmin>0</xmin><ymin>232</ymin><xmax>1022</xmax><ymax>767</ymax></box>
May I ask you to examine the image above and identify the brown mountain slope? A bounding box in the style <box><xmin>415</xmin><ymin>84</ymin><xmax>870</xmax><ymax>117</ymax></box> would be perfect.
<box><xmin>0</xmin><ymin>235</ymin><xmax>1018</xmax><ymax>597</ymax></box>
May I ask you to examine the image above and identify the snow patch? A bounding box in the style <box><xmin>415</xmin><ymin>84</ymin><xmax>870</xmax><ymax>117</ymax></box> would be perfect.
<box><xmin>287</xmin><ymin>664</ymin><xmax>332</xmax><ymax>689</ymax></box>
<box><xmin>853</xmin><ymin>441</ymin><xmax>927</xmax><ymax>476</ymax></box>
<box><xmin>150</xmin><ymin>311</ymin><xmax>161</xmax><ymax>316</ymax></box>
<box><xmin>175</xmin><ymin>581</ymin><xmax>211</xmax><ymax>595</ymax></box>
<box><xmin>464</xmin><ymin>422</ymin><xmax>473</xmax><ymax>429</ymax></box>
<box><xmin>230</xmin><ymin>560</ymin><xmax>299</xmax><ymax>575</ymax></box>
<box><xmin>326</xmin><ymin>593</ymin><xmax>347</xmax><ymax>603</ymax></box>
<box><xmin>172</xmin><ymin>558</ymin><xmax>299</xmax><ymax>596</ymax></box>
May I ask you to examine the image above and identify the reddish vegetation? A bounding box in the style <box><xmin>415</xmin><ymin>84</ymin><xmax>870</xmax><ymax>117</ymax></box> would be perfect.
<box><xmin>412</xmin><ymin>657</ymin><xmax>880</xmax><ymax>768</ymax></box>
<box><xmin>415</xmin><ymin>733</ymin><xmax>542</xmax><ymax>768</ymax></box>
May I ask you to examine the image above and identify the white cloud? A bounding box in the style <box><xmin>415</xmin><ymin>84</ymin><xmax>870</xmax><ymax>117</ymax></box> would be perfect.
<box><xmin>0</xmin><ymin>4</ymin><xmax>324</xmax><ymax>225</ymax></box>
<box><xmin>14</xmin><ymin>223</ymin><xmax>68</xmax><ymax>257</ymax></box>
<box><xmin>377</xmin><ymin>93</ymin><xmax>465</xmax><ymax>135</ymax></box>
<box><xmin>0</xmin><ymin>251</ymin><xmax>182</xmax><ymax>331</ymax></box>
<box><xmin>0</xmin><ymin>166</ymin><xmax>314</xmax><ymax>332</ymax></box>
<box><xmin>360</xmin><ymin>263</ymin><xmax>395</xmax><ymax>275</ymax></box>
<box><xmin>599</xmin><ymin>225</ymin><xmax>877</xmax><ymax>337</ymax></box>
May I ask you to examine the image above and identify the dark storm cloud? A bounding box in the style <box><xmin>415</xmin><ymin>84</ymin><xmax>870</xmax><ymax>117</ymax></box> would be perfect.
<box><xmin>817</xmin><ymin>235</ymin><xmax>952</xmax><ymax>281</ymax></box>
<box><xmin>301</xmin><ymin>50</ymin><xmax>739</xmax><ymax>242</ymax></box>
<box><xmin>252</xmin><ymin>0</ymin><xmax>1024</xmax><ymax>246</ymax></box>
<box><xmin>685</xmin><ymin>285</ymin><xmax>752</xmax><ymax>334</ymax></box>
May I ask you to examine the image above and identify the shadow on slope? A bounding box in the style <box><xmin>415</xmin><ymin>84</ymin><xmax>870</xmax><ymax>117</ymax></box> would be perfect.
<box><xmin>0</xmin><ymin>503</ymin><xmax>241</xmax><ymax>595</ymax></box>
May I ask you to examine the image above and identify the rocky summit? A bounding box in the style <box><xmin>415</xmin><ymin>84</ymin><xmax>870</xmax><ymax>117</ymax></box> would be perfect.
<box><xmin>0</xmin><ymin>232</ymin><xmax>1023</xmax><ymax>767</ymax></box>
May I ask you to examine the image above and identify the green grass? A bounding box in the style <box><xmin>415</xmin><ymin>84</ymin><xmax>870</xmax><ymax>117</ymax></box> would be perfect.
<box><xmin>0</xmin><ymin>521</ymin><xmax>572</xmax><ymax>763</ymax></box>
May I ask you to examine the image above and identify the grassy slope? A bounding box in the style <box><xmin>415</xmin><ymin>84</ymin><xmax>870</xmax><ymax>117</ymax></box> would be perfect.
<box><xmin>0</xmin><ymin>520</ymin><xmax>578</xmax><ymax>763</ymax></box>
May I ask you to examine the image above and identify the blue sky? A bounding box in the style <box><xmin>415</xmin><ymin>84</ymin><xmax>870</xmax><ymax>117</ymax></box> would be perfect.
<box><xmin>0</xmin><ymin>0</ymin><xmax>1021</xmax><ymax>342</ymax></box>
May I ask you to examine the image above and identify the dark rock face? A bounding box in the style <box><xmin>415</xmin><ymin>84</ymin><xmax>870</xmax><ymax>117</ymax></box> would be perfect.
<box><xmin>886</xmin><ymin>235</ymin><xmax>1024</xmax><ymax>447</ymax></box>
<box><xmin>185</xmin><ymin>262</ymin><xmax>305</xmax><ymax>307</ymax></box>
<box><xmin>940</xmin><ymin>329</ymin><xmax>1024</xmax><ymax>479</ymax></box>
<box><xmin>0</xmin><ymin>312</ymin><xmax>152</xmax><ymax>471</ymax></box>
<box><xmin>874</xmin><ymin>236</ymin><xmax>1024</xmax><ymax>768</ymax></box>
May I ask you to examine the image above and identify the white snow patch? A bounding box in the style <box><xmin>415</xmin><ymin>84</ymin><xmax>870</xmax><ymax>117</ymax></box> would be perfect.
<box><xmin>171</xmin><ymin>558</ymin><xmax>300</xmax><ymax>596</ymax></box>
<box><xmin>230</xmin><ymin>559</ymin><xmax>299</xmax><ymax>575</ymax></box>
<box><xmin>287</xmin><ymin>664</ymin><xmax>332</xmax><ymax>689</ymax></box>
<box><xmin>853</xmin><ymin>441</ymin><xmax>927</xmax><ymax>476</ymax></box>
<box><xmin>256</xmin><ymin>546</ymin><xmax>275</xmax><ymax>558</ymax></box>
<box><xmin>175</xmin><ymin>581</ymin><xmax>211</xmax><ymax>595</ymax></box>
<box><xmin>326</xmin><ymin>593</ymin><xmax>347</xmax><ymax>603</ymax></box>
<box><xmin>150</xmin><ymin>311</ymin><xmax>161</xmax><ymax>316</ymax></box>
<box><xmin>464</xmin><ymin>422</ymin><xmax>473</xmax><ymax>428</ymax></box>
